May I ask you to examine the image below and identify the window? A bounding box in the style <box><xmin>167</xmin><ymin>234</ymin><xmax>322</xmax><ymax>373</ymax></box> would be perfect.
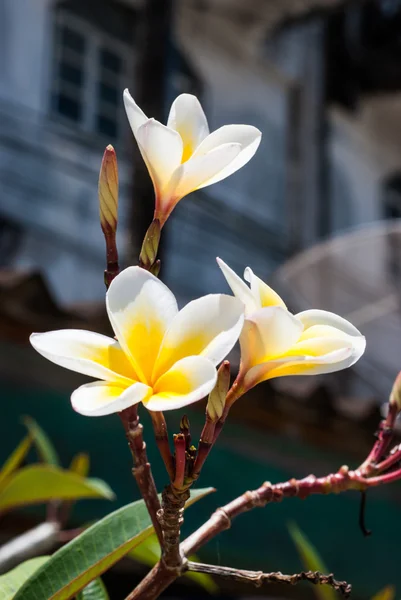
<box><xmin>51</xmin><ymin>5</ymin><xmax>135</xmax><ymax>141</ymax></box>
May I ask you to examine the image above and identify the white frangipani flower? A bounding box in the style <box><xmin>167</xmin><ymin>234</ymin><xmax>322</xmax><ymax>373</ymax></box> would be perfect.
<box><xmin>123</xmin><ymin>90</ymin><xmax>262</xmax><ymax>225</ymax></box>
<box><xmin>217</xmin><ymin>258</ymin><xmax>366</xmax><ymax>390</ymax></box>
<box><xmin>30</xmin><ymin>267</ymin><xmax>244</xmax><ymax>416</ymax></box>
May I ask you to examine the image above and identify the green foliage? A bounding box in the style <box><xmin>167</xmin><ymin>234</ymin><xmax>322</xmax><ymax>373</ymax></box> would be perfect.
<box><xmin>129</xmin><ymin>534</ymin><xmax>218</xmax><ymax>594</ymax></box>
<box><xmin>0</xmin><ymin>435</ymin><xmax>33</xmax><ymax>486</ymax></box>
<box><xmin>69</xmin><ymin>453</ymin><xmax>90</xmax><ymax>478</ymax></box>
<box><xmin>371</xmin><ymin>586</ymin><xmax>396</xmax><ymax>600</ymax></box>
<box><xmin>23</xmin><ymin>416</ymin><xmax>60</xmax><ymax>466</ymax></box>
<box><xmin>76</xmin><ymin>578</ymin><xmax>110</xmax><ymax>600</ymax></box>
<box><xmin>0</xmin><ymin>465</ymin><xmax>114</xmax><ymax>514</ymax></box>
<box><xmin>14</xmin><ymin>487</ymin><xmax>213</xmax><ymax>600</ymax></box>
<box><xmin>288</xmin><ymin>522</ymin><xmax>336</xmax><ymax>600</ymax></box>
<box><xmin>0</xmin><ymin>556</ymin><xmax>49</xmax><ymax>599</ymax></box>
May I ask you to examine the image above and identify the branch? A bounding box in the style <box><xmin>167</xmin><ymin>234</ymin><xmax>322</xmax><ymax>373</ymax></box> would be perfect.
<box><xmin>120</xmin><ymin>405</ymin><xmax>163</xmax><ymax>546</ymax></box>
<box><xmin>187</xmin><ymin>562</ymin><xmax>351</xmax><ymax>597</ymax></box>
<box><xmin>0</xmin><ymin>522</ymin><xmax>60</xmax><ymax>574</ymax></box>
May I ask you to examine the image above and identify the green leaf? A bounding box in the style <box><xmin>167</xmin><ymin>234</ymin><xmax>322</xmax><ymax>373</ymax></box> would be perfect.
<box><xmin>76</xmin><ymin>578</ymin><xmax>109</xmax><ymax>600</ymax></box>
<box><xmin>23</xmin><ymin>416</ymin><xmax>60</xmax><ymax>466</ymax></box>
<box><xmin>0</xmin><ymin>435</ymin><xmax>33</xmax><ymax>487</ymax></box>
<box><xmin>288</xmin><ymin>523</ymin><xmax>335</xmax><ymax>600</ymax></box>
<box><xmin>371</xmin><ymin>586</ymin><xmax>396</xmax><ymax>600</ymax></box>
<box><xmin>0</xmin><ymin>465</ymin><xmax>115</xmax><ymax>513</ymax></box>
<box><xmin>69</xmin><ymin>453</ymin><xmax>90</xmax><ymax>478</ymax></box>
<box><xmin>128</xmin><ymin>534</ymin><xmax>218</xmax><ymax>594</ymax></box>
<box><xmin>15</xmin><ymin>487</ymin><xmax>214</xmax><ymax>600</ymax></box>
<box><xmin>0</xmin><ymin>556</ymin><xmax>49</xmax><ymax>599</ymax></box>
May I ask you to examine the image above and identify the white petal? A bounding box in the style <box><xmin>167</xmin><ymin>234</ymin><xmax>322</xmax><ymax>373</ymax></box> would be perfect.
<box><xmin>244</xmin><ymin>347</ymin><xmax>353</xmax><ymax>388</ymax></box>
<box><xmin>296</xmin><ymin>309</ymin><xmax>362</xmax><ymax>337</ymax></box>
<box><xmin>167</xmin><ymin>94</ymin><xmax>209</xmax><ymax>159</ymax></box>
<box><xmin>153</xmin><ymin>294</ymin><xmax>244</xmax><ymax>380</ymax></box>
<box><xmin>244</xmin><ymin>267</ymin><xmax>286</xmax><ymax>309</ymax></box>
<box><xmin>239</xmin><ymin>307</ymin><xmax>303</xmax><ymax>368</ymax></box>
<box><xmin>71</xmin><ymin>381</ymin><xmax>151</xmax><ymax>417</ymax></box>
<box><xmin>164</xmin><ymin>143</ymin><xmax>241</xmax><ymax>201</ymax></box>
<box><xmin>146</xmin><ymin>356</ymin><xmax>217</xmax><ymax>411</ymax></box>
<box><xmin>106</xmin><ymin>267</ymin><xmax>178</xmax><ymax>383</ymax></box>
<box><xmin>216</xmin><ymin>258</ymin><xmax>259</xmax><ymax>315</ymax></box>
<box><xmin>136</xmin><ymin>119</ymin><xmax>183</xmax><ymax>194</ymax></box>
<box><xmin>123</xmin><ymin>89</ymin><xmax>148</xmax><ymax>137</ymax></box>
<box><xmin>192</xmin><ymin>124</ymin><xmax>261</xmax><ymax>185</ymax></box>
<box><xmin>30</xmin><ymin>330</ymin><xmax>134</xmax><ymax>385</ymax></box>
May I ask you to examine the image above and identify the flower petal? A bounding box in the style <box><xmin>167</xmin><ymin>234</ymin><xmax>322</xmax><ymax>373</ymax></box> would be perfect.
<box><xmin>30</xmin><ymin>330</ymin><xmax>134</xmax><ymax>385</ymax></box>
<box><xmin>192</xmin><ymin>124</ymin><xmax>262</xmax><ymax>185</ymax></box>
<box><xmin>123</xmin><ymin>89</ymin><xmax>148</xmax><ymax>137</ymax></box>
<box><xmin>136</xmin><ymin>119</ymin><xmax>183</xmax><ymax>195</ymax></box>
<box><xmin>296</xmin><ymin>309</ymin><xmax>362</xmax><ymax>337</ymax></box>
<box><xmin>167</xmin><ymin>94</ymin><xmax>209</xmax><ymax>161</ymax></box>
<box><xmin>164</xmin><ymin>143</ymin><xmax>242</xmax><ymax>202</ymax></box>
<box><xmin>244</xmin><ymin>267</ymin><xmax>286</xmax><ymax>309</ymax></box>
<box><xmin>71</xmin><ymin>381</ymin><xmax>151</xmax><ymax>417</ymax></box>
<box><xmin>153</xmin><ymin>294</ymin><xmax>244</xmax><ymax>381</ymax></box>
<box><xmin>239</xmin><ymin>307</ymin><xmax>303</xmax><ymax>368</ymax></box>
<box><xmin>216</xmin><ymin>258</ymin><xmax>259</xmax><ymax>315</ymax></box>
<box><xmin>146</xmin><ymin>356</ymin><xmax>217</xmax><ymax>411</ymax></box>
<box><xmin>106</xmin><ymin>267</ymin><xmax>178</xmax><ymax>383</ymax></box>
<box><xmin>244</xmin><ymin>347</ymin><xmax>353</xmax><ymax>388</ymax></box>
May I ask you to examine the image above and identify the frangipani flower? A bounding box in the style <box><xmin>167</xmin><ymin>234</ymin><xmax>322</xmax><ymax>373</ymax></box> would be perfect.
<box><xmin>30</xmin><ymin>267</ymin><xmax>244</xmax><ymax>416</ymax></box>
<box><xmin>217</xmin><ymin>258</ymin><xmax>365</xmax><ymax>390</ymax></box>
<box><xmin>123</xmin><ymin>90</ymin><xmax>261</xmax><ymax>225</ymax></box>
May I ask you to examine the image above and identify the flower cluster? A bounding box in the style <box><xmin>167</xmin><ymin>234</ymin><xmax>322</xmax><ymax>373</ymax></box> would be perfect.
<box><xmin>30</xmin><ymin>91</ymin><xmax>365</xmax><ymax>417</ymax></box>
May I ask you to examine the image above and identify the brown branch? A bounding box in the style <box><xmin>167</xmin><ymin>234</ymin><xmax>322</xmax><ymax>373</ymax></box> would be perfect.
<box><xmin>186</xmin><ymin>562</ymin><xmax>352</xmax><ymax>597</ymax></box>
<box><xmin>157</xmin><ymin>485</ymin><xmax>190</xmax><ymax>568</ymax></box>
<box><xmin>150</xmin><ymin>411</ymin><xmax>174</xmax><ymax>480</ymax></box>
<box><xmin>120</xmin><ymin>405</ymin><xmax>163</xmax><ymax>546</ymax></box>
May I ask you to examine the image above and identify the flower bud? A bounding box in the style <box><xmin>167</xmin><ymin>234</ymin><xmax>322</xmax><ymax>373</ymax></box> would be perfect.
<box><xmin>139</xmin><ymin>219</ymin><xmax>161</xmax><ymax>270</ymax></box>
<box><xmin>207</xmin><ymin>361</ymin><xmax>230</xmax><ymax>422</ymax></box>
<box><xmin>98</xmin><ymin>145</ymin><xmax>118</xmax><ymax>235</ymax></box>
<box><xmin>389</xmin><ymin>371</ymin><xmax>401</xmax><ymax>411</ymax></box>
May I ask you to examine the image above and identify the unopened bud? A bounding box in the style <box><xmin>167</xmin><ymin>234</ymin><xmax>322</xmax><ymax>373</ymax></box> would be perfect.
<box><xmin>389</xmin><ymin>371</ymin><xmax>401</xmax><ymax>411</ymax></box>
<box><xmin>139</xmin><ymin>219</ymin><xmax>161</xmax><ymax>270</ymax></box>
<box><xmin>98</xmin><ymin>145</ymin><xmax>118</xmax><ymax>234</ymax></box>
<box><xmin>207</xmin><ymin>361</ymin><xmax>230</xmax><ymax>422</ymax></box>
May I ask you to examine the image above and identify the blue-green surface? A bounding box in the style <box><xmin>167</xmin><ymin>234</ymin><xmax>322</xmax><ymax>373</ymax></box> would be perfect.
<box><xmin>1</xmin><ymin>383</ymin><xmax>400</xmax><ymax>598</ymax></box>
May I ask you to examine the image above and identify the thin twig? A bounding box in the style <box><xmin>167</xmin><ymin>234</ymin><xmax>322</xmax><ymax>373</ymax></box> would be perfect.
<box><xmin>0</xmin><ymin>522</ymin><xmax>60</xmax><ymax>574</ymax></box>
<box><xmin>120</xmin><ymin>405</ymin><xmax>163</xmax><ymax>546</ymax></box>
<box><xmin>186</xmin><ymin>562</ymin><xmax>352</xmax><ymax>596</ymax></box>
<box><xmin>150</xmin><ymin>411</ymin><xmax>174</xmax><ymax>480</ymax></box>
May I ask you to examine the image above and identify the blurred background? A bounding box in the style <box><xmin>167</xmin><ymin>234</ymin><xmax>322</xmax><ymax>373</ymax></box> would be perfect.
<box><xmin>1</xmin><ymin>0</ymin><xmax>401</xmax><ymax>598</ymax></box>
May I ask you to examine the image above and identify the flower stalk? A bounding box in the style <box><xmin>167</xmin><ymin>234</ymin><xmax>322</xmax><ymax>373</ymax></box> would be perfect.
<box><xmin>98</xmin><ymin>145</ymin><xmax>120</xmax><ymax>288</ymax></box>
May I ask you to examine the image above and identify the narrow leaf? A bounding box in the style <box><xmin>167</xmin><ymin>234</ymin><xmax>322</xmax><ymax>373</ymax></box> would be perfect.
<box><xmin>0</xmin><ymin>556</ymin><xmax>49</xmax><ymax>599</ymax></box>
<box><xmin>0</xmin><ymin>435</ymin><xmax>32</xmax><ymax>487</ymax></box>
<box><xmin>371</xmin><ymin>586</ymin><xmax>396</xmax><ymax>600</ymax></box>
<box><xmin>69</xmin><ymin>453</ymin><xmax>90</xmax><ymax>478</ymax></box>
<box><xmin>0</xmin><ymin>465</ymin><xmax>114</xmax><ymax>513</ymax></box>
<box><xmin>23</xmin><ymin>416</ymin><xmax>60</xmax><ymax>466</ymax></box>
<box><xmin>15</xmin><ymin>487</ymin><xmax>214</xmax><ymax>600</ymax></box>
<box><xmin>129</xmin><ymin>534</ymin><xmax>218</xmax><ymax>594</ymax></box>
<box><xmin>76</xmin><ymin>578</ymin><xmax>109</xmax><ymax>600</ymax></box>
<box><xmin>288</xmin><ymin>523</ymin><xmax>335</xmax><ymax>600</ymax></box>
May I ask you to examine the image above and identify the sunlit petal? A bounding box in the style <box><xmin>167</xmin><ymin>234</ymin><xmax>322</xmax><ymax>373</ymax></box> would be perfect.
<box><xmin>244</xmin><ymin>267</ymin><xmax>286</xmax><ymax>309</ymax></box>
<box><xmin>106</xmin><ymin>267</ymin><xmax>178</xmax><ymax>382</ymax></box>
<box><xmin>30</xmin><ymin>330</ymin><xmax>134</xmax><ymax>385</ymax></box>
<box><xmin>240</xmin><ymin>307</ymin><xmax>303</xmax><ymax>368</ymax></box>
<box><xmin>136</xmin><ymin>119</ymin><xmax>183</xmax><ymax>194</ymax></box>
<box><xmin>164</xmin><ymin>143</ymin><xmax>242</xmax><ymax>203</ymax></box>
<box><xmin>71</xmin><ymin>380</ymin><xmax>152</xmax><ymax>417</ymax></box>
<box><xmin>216</xmin><ymin>258</ymin><xmax>259</xmax><ymax>315</ymax></box>
<box><xmin>167</xmin><ymin>94</ymin><xmax>209</xmax><ymax>161</ymax></box>
<box><xmin>146</xmin><ymin>356</ymin><xmax>216</xmax><ymax>411</ymax></box>
<box><xmin>192</xmin><ymin>124</ymin><xmax>261</xmax><ymax>185</ymax></box>
<box><xmin>153</xmin><ymin>294</ymin><xmax>244</xmax><ymax>380</ymax></box>
<box><xmin>123</xmin><ymin>89</ymin><xmax>148</xmax><ymax>137</ymax></box>
<box><xmin>296</xmin><ymin>309</ymin><xmax>362</xmax><ymax>337</ymax></box>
